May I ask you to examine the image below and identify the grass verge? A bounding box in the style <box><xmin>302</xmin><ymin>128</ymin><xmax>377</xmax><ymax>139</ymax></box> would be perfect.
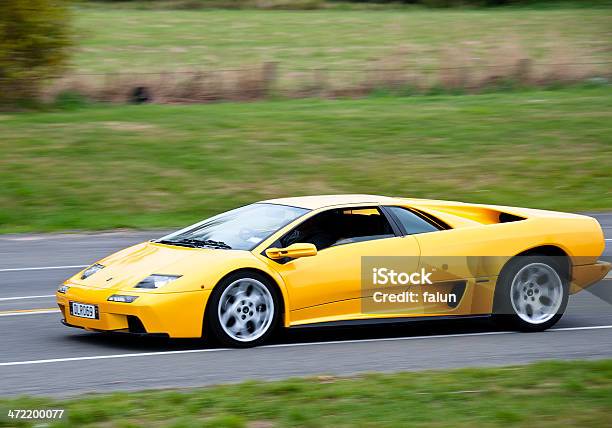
<box><xmin>69</xmin><ymin>5</ymin><xmax>611</xmax><ymax>74</ymax></box>
<box><xmin>1</xmin><ymin>359</ymin><xmax>611</xmax><ymax>427</ymax></box>
<box><xmin>1</xmin><ymin>86</ymin><xmax>611</xmax><ymax>232</ymax></box>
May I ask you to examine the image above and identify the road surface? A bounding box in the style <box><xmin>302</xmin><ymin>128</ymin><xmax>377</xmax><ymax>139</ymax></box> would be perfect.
<box><xmin>1</xmin><ymin>215</ymin><xmax>611</xmax><ymax>397</ymax></box>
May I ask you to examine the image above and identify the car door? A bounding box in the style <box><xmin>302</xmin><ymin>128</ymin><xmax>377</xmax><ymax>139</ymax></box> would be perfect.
<box><xmin>266</xmin><ymin>206</ymin><xmax>421</xmax><ymax>325</ymax></box>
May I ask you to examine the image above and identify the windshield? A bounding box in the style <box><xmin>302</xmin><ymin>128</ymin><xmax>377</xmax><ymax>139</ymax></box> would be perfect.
<box><xmin>157</xmin><ymin>203</ymin><xmax>309</xmax><ymax>251</ymax></box>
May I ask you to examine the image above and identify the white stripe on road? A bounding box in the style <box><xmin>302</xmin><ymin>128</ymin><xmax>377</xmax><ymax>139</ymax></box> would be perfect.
<box><xmin>549</xmin><ymin>325</ymin><xmax>612</xmax><ymax>332</ymax></box>
<box><xmin>0</xmin><ymin>324</ymin><xmax>611</xmax><ymax>367</ymax></box>
<box><xmin>0</xmin><ymin>265</ymin><xmax>87</xmax><ymax>273</ymax></box>
<box><xmin>0</xmin><ymin>295</ymin><xmax>55</xmax><ymax>301</ymax></box>
<box><xmin>0</xmin><ymin>309</ymin><xmax>59</xmax><ymax>317</ymax></box>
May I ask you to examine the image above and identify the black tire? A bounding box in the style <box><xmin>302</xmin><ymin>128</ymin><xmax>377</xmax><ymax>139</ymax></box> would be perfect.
<box><xmin>206</xmin><ymin>271</ymin><xmax>281</xmax><ymax>348</ymax></box>
<box><xmin>493</xmin><ymin>254</ymin><xmax>569</xmax><ymax>332</ymax></box>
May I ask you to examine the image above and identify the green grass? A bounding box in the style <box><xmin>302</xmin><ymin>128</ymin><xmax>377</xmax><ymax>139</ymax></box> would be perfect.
<box><xmin>69</xmin><ymin>5</ymin><xmax>612</xmax><ymax>74</ymax></box>
<box><xmin>1</xmin><ymin>359</ymin><xmax>611</xmax><ymax>427</ymax></box>
<box><xmin>0</xmin><ymin>86</ymin><xmax>610</xmax><ymax>232</ymax></box>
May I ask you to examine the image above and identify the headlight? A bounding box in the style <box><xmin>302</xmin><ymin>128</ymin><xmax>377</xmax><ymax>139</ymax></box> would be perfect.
<box><xmin>108</xmin><ymin>294</ymin><xmax>139</xmax><ymax>303</ymax></box>
<box><xmin>57</xmin><ymin>285</ymin><xmax>69</xmax><ymax>294</ymax></box>
<box><xmin>134</xmin><ymin>274</ymin><xmax>181</xmax><ymax>289</ymax></box>
<box><xmin>81</xmin><ymin>263</ymin><xmax>104</xmax><ymax>280</ymax></box>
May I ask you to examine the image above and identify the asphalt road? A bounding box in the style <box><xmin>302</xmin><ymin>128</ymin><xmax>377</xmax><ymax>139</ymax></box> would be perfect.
<box><xmin>1</xmin><ymin>215</ymin><xmax>611</xmax><ymax>397</ymax></box>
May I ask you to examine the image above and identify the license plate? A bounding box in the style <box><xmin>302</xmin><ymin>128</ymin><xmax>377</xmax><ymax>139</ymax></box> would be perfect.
<box><xmin>69</xmin><ymin>302</ymin><xmax>99</xmax><ymax>319</ymax></box>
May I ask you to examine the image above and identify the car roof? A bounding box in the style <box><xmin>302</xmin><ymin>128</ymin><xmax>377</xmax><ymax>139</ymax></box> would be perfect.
<box><xmin>261</xmin><ymin>194</ymin><xmax>400</xmax><ymax>210</ymax></box>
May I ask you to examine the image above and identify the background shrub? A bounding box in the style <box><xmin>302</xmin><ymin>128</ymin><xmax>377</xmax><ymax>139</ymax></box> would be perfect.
<box><xmin>0</xmin><ymin>0</ymin><xmax>72</xmax><ymax>105</ymax></box>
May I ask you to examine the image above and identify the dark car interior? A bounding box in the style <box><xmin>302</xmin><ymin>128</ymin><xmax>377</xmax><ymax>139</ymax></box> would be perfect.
<box><xmin>280</xmin><ymin>208</ymin><xmax>395</xmax><ymax>251</ymax></box>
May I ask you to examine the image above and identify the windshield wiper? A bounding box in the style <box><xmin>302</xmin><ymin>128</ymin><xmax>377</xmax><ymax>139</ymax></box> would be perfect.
<box><xmin>156</xmin><ymin>239</ymin><xmax>199</xmax><ymax>248</ymax></box>
<box><xmin>198</xmin><ymin>239</ymin><xmax>232</xmax><ymax>249</ymax></box>
<box><xmin>157</xmin><ymin>238</ymin><xmax>232</xmax><ymax>250</ymax></box>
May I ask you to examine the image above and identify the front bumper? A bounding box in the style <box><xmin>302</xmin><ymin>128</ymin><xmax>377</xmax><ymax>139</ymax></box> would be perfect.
<box><xmin>570</xmin><ymin>260</ymin><xmax>611</xmax><ymax>294</ymax></box>
<box><xmin>56</xmin><ymin>284</ymin><xmax>211</xmax><ymax>338</ymax></box>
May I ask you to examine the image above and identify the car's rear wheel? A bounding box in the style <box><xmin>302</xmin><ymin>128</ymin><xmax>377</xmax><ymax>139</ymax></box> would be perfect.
<box><xmin>493</xmin><ymin>255</ymin><xmax>568</xmax><ymax>332</ymax></box>
<box><xmin>207</xmin><ymin>272</ymin><xmax>280</xmax><ymax>347</ymax></box>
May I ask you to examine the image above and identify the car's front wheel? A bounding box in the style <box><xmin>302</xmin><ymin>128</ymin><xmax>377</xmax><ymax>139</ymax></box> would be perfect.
<box><xmin>493</xmin><ymin>255</ymin><xmax>569</xmax><ymax>332</ymax></box>
<box><xmin>207</xmin><ymin>272</ymin><xmax>280</xmax><ymax>347</ymax></box>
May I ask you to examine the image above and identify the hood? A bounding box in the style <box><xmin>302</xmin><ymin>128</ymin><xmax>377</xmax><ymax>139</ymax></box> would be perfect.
<box><xmin>72</xmin><ymin>241</ymin><xmax>250</xmax><ymax>293</ymax></box>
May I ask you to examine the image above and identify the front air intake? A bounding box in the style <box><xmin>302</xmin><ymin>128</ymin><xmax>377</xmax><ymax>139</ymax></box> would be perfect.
<box><xmin>127</xmin><ymin>316</ymin><xmax>147</xmax><ymax>334</ymax></box>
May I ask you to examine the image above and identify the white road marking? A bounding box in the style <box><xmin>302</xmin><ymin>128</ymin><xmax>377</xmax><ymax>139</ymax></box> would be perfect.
<box><xmin>0</xmin><ymin>309</ymin><xmax>59</xmax><ymax>317</ymax></box>
<box><xmin>0</xmin><ymin>324</ymin><xmax>611</xmax><ymax>367</ymax></box>
<box><xmin>551</xmin><ymin>325</ymin><xmax>612</xmax><ymax>332</ymax></box>
<box><xmin>0</xmin><ymin>265</ymin><xmax>87</xmax><ymax>273</ymax></box>
<box><xmin>0</xmin><ymin>295</ymin><xmax>55</xmax><ymax>301</ymax></box>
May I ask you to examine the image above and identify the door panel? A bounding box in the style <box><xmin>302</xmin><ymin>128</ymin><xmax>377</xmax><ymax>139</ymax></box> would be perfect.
<box><xmin>271</xmin><ymin>236</ymin><xmax>420</xmax><ymax>324</ymax></box>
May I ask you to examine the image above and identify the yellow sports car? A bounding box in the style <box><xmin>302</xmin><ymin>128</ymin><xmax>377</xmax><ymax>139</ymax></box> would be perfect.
<box><xmin>57</xmin><ymin>195</ymin><xmax>610</xmax><ymax>347</ymax></box>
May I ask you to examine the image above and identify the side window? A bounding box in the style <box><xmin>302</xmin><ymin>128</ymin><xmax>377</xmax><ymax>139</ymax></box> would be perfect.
<box><xmin>385</xmin><ymin>206</ymin><xmax>439</xmax><ymax>235</ymax></box>
<box><xmin>279</xmin><ymin>207</ymin><xmax>395</xmax><ymax>251</ymax></box>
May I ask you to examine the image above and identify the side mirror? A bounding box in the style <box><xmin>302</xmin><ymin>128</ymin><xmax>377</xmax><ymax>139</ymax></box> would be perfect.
<box><xmin>266</xmin><ymin>243</ymin><xmax>317</xmax><ymax>260</ymax></box>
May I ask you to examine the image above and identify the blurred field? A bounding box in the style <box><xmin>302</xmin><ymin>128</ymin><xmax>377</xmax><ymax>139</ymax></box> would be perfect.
<box><xmin>1</xmin><ymin>359</ymin><xmax>611</xmax><ymax>427</ymax></box>
<box><xmin>0</xmin><ymin>86</ymin><xmax>610</xmax><ymax>232</ymax></box>
<box><xmin>70</xmin><ymin>6</ymin><xmax>612</xmax><ymax>73</ymax></box>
